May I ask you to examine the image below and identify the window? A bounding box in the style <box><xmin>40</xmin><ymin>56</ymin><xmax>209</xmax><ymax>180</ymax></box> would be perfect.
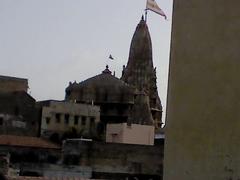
<box><xmin>81</xmin><ymin>116</ymin><xmax>86</xmax><ymax>126</ymax></box>
<box><xmin>65</xmin><ymin>119</ymin><xmax>69</xmax><ymax>125</ymax></box>
<box><xmin>64</xmin><ymin>114</ymin><xmax>69</xmax><ymax>125</ymax></box>
<box><xmin>55</xmin><ymin>113</ymin><xmax>61</xmax><ymax>123</ymax></box>
<box><xmin>46</xmin><ymin>117</ymin><xmax>50</xmax><ymax>124</ymax></box>
<box><xmin>132</xmin><ymin>162</ymin><xmax>142</xmax><ymax>172</ymax></box>
<box><xmin>101</xmin><ymin>106</ymin><xmax>107</xmax><ymax>114</ymax></box>
<box><xmin>0</xmin><ymin>117</ymin><xmax>3</xmax><ymax>125</ymax></box>
<box><xmin>14</xmin><ymin>106</ymin><xmax>19</xmax><ymax>116</ymax></box>
<box><xmin>74</xmin><ymin>115</ymin><xmax>79</xmax><ymax>125</ymax></box>
<box><xmin>104</xmin><ymin>92</ymin><xmax>108</xmax><ymax>101</ymax></box>
<box><xmin>90</xmin><ymin>117</ymin><xmax>95</xmax><ymax>127</ymax></box>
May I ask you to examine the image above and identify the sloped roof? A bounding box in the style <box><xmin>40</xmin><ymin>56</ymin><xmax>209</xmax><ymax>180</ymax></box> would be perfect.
<box><xmin>0</xmin><ymin>135</ymin><xmax>60</xmax><ymax>149</ymax></box>
<box><xmin>0</xmin><ymin>75</ymin><xmax>27</xmax><ymax>82</ymax></box>
<box><xmin>7</xmin><ymin>177</ymin><xmax>94</xmax><ymax>180</ymax></box>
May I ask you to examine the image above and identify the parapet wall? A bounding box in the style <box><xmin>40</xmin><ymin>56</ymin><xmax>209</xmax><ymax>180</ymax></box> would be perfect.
<box><xmin>0</xmin><ymin>76</ymin><xmax>28</xmax><ymax>93</ymax></box>
<box><xmin>63</xmin><ymin>140</ymin><xmax>164</xmax><ymax>179</ymax></box>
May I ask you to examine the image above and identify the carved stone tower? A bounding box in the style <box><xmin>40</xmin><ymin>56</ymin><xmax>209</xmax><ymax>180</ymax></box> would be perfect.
<box><xmin>121</xmin><ymin>17</ymin><xmax>163</xmax><ymax>128</ymax></box>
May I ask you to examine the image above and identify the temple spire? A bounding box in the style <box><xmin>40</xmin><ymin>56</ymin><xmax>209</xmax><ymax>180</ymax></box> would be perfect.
<box><xmin>121</xmin><ymin>17</ymin><xmax>153</xmax><ymax>90</ymax></box>
<box><xmin>121</xmin><ymin>17</ymin><xmax>163</xmax><ymax>128</ymax></box>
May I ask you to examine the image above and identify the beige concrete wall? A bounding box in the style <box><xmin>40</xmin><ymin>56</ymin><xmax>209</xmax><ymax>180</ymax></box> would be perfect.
<box><xmin>41</xmin><ymin>101</ymin><xmax>100</xmax><ymax>137</ymax></box>
<box><xmin>106</xmin><ymin>123</ymin><xmax>154</xmax><ymax>145</ymax></box>
<box><xmin>164</xmin><ymin>0</ymin><xmax>240</xmax><ymax>180</ymax></box>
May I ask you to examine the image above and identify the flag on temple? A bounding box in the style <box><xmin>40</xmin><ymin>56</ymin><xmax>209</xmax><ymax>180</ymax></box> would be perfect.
<box><xmin>146</xmin><ymin>0</ymin><xmax>167</xmax><ymax>19</ymax></box>
<box><xmin>109</xmin><ymin>54</ymin><xmax>114</xmax><ymax>60</ymax></box>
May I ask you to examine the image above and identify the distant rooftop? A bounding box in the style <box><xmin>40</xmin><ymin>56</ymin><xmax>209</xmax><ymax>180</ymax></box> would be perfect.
<box><xmin>37</xmin><ymin>99</ymin><xmax>64</xmax><ymax>106</ymax></box>
<box><xmin>0</xmin><ymin>75</ymin><xmax>27</xmax><ymax>82</ymax></box>
<box><xmin>0</xmin><ymin>135</ymin><xmax>60</xmax><ymax>149</ymax></box>
<box><xmin>7</xmin><ymin>177</ymin><xmax>95</xmax><ymax>180</ymax></box>
<box><xmin>0</xmin><ymin>75</ymin><xmax>29</xmax><ymax>93</ymax></box>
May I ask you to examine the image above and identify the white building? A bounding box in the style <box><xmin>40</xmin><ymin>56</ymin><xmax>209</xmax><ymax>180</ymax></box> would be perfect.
<box><xmin>106</xmin><ymin>123</ymin><xmax>155</xmax><ymax>145</ymax></box>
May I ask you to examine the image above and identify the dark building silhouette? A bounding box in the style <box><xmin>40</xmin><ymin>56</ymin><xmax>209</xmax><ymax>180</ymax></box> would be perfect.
<box><xmin>0</xmin><ymin>76</ymin><xmax>40</xmax><ymax>137</ymax></box>
<box><xmin>0</xmin><ymin>75</ymin><xmax>28</xmax><ymax>93</ymax></box>
<box><xmin>0</xmin><ymin>91</ymin><xmax>40</xmax><ymax>137</ymax></box>
<box><xmin>65</xmin><ymin>66</ymin><xmax>135</xmax><ymax>135</ymax></box>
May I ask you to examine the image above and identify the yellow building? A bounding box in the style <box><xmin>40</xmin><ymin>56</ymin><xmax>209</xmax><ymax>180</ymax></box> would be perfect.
<box><xmin>39</xmin><ymin>100</ymin><xmax>100</xmax><ymax>140</ymax></box>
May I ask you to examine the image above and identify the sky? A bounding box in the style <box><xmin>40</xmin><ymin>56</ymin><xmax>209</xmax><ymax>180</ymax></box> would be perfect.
<box><xmin>0</xmin><ymin>0</ymin><xmax>173</xmax><ymax>123</ymax></box>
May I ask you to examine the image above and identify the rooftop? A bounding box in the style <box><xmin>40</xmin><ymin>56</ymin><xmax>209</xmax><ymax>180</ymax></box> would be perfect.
<box><xmin>7</xmin><ymin>177</ymin><xmax>95</xmax><ymax>180</ymax></box>
<box><xmin>0</xmin><ymin>75</ymin><xmax>27</xmax><ymax>82</ymax></box>
<box><xmin>0</xmin><ymin>135</ymin><xmax>60</xmax><ymax>149</ymax></box>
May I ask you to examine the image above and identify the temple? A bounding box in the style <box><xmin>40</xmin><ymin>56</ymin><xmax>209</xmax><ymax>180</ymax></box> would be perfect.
<box><xmin>65</xmin><ymin>17</ymin><xmax>163</xmax><ymax>136</ymax></box>
<box><xmin>121</xmin><ymin>16</ymin><xmax>163</xmax><ymax>128</ymax></box>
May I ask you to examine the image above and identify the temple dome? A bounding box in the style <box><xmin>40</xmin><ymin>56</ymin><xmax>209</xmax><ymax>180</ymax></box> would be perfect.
<box><xmin>66</xmin><ymin>66</ymin><xmax>134</xmax><ymax>104</ymax></box>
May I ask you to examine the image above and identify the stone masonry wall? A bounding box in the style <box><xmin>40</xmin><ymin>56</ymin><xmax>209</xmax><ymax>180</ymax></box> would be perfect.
<box><xmin>63</xmin><ymin>140</ymin><xmax>163</xmax><ymax>179</ymax></box>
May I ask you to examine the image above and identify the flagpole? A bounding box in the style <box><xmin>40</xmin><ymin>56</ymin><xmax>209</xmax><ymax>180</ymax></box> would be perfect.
<box><xmin>145</xmin><ymin>9</ymin><xmax>148</xmax><ymax>22</ymax></box>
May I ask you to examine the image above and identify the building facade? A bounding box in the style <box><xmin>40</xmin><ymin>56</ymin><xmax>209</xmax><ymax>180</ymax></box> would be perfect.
<box><xmin>0</xmin><ymin>135</ymin><xmax>164</xmax><ymax>179</ymax></box>
<box><xmin>0</xmin><ymin>135</ymin><xmax>61</xmax><ymax>177</ymax></box>
<box><xmin>0</xmin><ymin>75</ymin><xmax>39</xmax><ymax>137</ymax></box>
<box><xmin>39</xmin><ymin>100</ymin><xmax>100</xmax><ymax>140</ymax></box>
<box><xmin>106</xmin><ymin>123</ymin><xmax>155</xmax><ymax>145</ymax></box>
<box><xmin>63</xmin><ymin>139</ymin><xmax>164</xmax><ymax>179</ymax></box>
<box><xmin>0</xmin><ymin>91</ymin><xmax>40</xmax><ymax>137</ymax></box>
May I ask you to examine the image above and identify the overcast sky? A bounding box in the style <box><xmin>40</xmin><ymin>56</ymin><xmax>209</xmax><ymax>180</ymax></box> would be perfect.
<box><xmin>0</xmin><ymin>0</ymin><xmax>173</xmax><ymax>123</ymax></box>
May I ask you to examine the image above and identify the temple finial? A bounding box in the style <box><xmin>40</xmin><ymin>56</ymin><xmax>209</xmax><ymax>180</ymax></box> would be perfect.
<box><xmin>102</xmin><ymin>65</ymin><xmax>111</xmax><ymax>74</ymax></box>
